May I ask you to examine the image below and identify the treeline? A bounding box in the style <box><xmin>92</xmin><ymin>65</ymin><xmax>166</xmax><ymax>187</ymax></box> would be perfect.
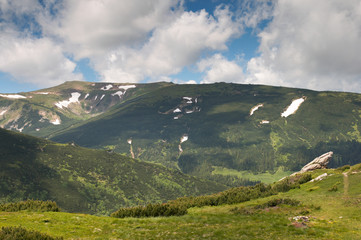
<box><xmin>0</xmin><ymin>226</ymin><xmax>63</xmax><ymax>240</ymax></box>
<box><xmin>0</xmin><ymin>200</ymin><xmax>60</xmax><ymax>212</ymax></box>
<box><xmin>111</xmin><ymin>173</ymin><xmax>312</xmax><ymax>218</ymax></box>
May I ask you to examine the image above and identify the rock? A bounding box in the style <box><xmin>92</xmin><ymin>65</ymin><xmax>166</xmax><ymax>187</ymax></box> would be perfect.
<box><xmin>292</xmin><ymin>151</ymin><xmax>333</xmax><ymax>175</ymax></box>
<box><xmin>310</xmin><ymin>173</ymin><xmax>329</xmax><ymax>182</ymax></box>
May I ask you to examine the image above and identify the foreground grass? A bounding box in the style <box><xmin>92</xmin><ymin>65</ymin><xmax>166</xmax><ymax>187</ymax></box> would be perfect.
<box><xmin>1</xmin><ymin>170</ymin><xmax>361</xmax><ymax>239</ymax></box>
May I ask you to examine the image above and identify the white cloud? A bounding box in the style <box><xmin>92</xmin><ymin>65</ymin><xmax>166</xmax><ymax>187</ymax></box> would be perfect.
<box><xmin>247</xmin><ymin>0</ymin><xmax>361</xmax><ymax>92</ymax></box>
<box><xmin>198</xmin><ymin>54</ymin><xmax>244</xmax><ymax>84</ymax></box>
<box><xmin>43</xmin><ymin>0</ymin><xmax>181</xmax><ymax>59</ymax></box>
<box><xmin>0</xmin><ymin>34</ymin><xmax>82</xmax><ymax>87</ymax></box>
<box><xmin>237</xmin><ymin>0</ymin><xmax>275</xmax><ymax>29</ymax></box>
<box><xmin>99</xmin><ymin>6</ymin><xmax>241</xmax><ymax>83</ymax></box>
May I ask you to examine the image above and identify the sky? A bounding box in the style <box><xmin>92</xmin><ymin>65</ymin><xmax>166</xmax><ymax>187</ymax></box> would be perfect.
<box><xmin>1</xmin><ymin>0</ymin><xmax>361</xmax><ymax>93</ymax></box>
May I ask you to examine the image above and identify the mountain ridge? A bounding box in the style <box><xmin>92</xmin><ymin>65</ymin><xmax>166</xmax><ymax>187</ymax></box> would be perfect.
<box><xmin>2</xmin><ymin>81</ymin><xmax>361</xmax><ymax>183</ymax></box>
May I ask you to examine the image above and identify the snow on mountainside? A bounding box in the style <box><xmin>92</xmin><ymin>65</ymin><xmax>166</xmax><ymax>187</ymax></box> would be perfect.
<box><xmin>0</xmin><ymin>81</ymin><xmax>144</xmax><ymax>136</ymax></box>
<box><xmin>281</xmin><ymin>97</ymin><xmax>306</xmax><ymax>117</ymax></box>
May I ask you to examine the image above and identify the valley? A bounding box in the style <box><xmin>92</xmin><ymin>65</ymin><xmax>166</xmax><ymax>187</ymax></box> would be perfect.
<box><xmin>0</xmin><ymin>127</ymin><xmax>225</xmax><ymax>215</ymax></box>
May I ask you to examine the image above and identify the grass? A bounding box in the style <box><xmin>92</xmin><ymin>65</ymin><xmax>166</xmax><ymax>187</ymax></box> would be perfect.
<box><xmin>1</xmin><ymin>168</ymin><xmax>361</xmax><ymax>239</ymax></box>
<box><xmin>212</xmin><ymin>166</ymin><xmax>293</xmax><ymax>184</ymax></box>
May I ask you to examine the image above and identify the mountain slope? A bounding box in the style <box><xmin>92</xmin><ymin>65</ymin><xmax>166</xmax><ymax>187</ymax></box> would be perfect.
<box><xmin>0</xmin><ymin>128</ymin><xmax>225</xmax><ymax>215</ymax></box>
<box><xmin>50</xmin><ymin>83</ymin><xmax>361</xmax><ymax>181</ymax></box>
<box><xmin>1</xmin><ymin>165</ymin><xmax>361</xmax><ymax>239</ymax></box>
<box><xmin>0</xmin><ymin>81</ymin><xmax>171</xmax><ymax>138</ymax></box>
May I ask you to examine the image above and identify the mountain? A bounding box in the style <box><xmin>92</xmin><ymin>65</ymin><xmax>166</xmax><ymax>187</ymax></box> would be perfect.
<box><xmin>49</xmin><ymin>82</ymin><xmax>361</xmax><ymax>181</ymax></box>
<box><xmin>0</xmin><ymin>81</ymin><xmax>171</xmax><ymax>138</ymax></box>
<box><xmin>3</xmin><ymin>81</ymin><xmax>361</xmax><ymax>183</ymax></box>
<box><xmin>1</xmin><ymin>164</ymin><xmax>360</xmax><ymax>239</ymax></box>
<box><xmin>0</xmin><ymin>127</ymin><xmax>225</xmax><ymax>215</ymax></box>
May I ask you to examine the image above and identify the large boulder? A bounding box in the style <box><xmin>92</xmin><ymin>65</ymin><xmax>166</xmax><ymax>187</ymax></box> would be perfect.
<box><xmin>292</xmin><ymin>151</ymin><xmax>333</xmax><ymax>175</ymax></box>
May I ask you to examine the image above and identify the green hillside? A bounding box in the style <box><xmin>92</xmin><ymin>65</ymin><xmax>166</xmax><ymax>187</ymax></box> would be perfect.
<box><xmin>0</xmin><ymin>128</ymin><xmax>225</xmax><ymax>215</ymax></box>
<box><xmin>50</xmin><ymin>83</ymin><xmax>361</xmax><ymax>182</ymax></box>
<box><xmin>1</xmin><ymin>164</ymin><xmax>360</xmax><ymax>239</ymax></box>
<box><xmin>0</xmin><ymin>81</ymin><xmax>171</xmax><ymax>138</ymax></box>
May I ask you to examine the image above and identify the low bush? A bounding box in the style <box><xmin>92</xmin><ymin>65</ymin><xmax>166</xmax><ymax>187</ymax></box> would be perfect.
<box><xmin>0</xmin><ymin>200</ymin><xmax>60</xmax><ymax>212</ymax></box>
<box><xmin>337</xmin><ymin>165</ymin><xmax>351</xmax><ymax>172</ymax></box>
<box><xmin>110</xmin><ymin>203</ymin><xmax>187</xmax><ymax>218</ymax></box>
<box><xmin>272</xmin><ymin>174</ymin><xmax>312</xmax><ymax>192</ymax></box>
<box><xmin>0</xmin><ymin>226</ymin><xmax>63</xmax><ymax>240</ymax></box>
<box><xmin>255</xmin><ymin>198</ymin><xmax>300</xmax><ymax>209</ymax></box>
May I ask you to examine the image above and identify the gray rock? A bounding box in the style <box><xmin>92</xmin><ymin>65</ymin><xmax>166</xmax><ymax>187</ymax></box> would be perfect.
<box><xmin>292</xmin><ymin>151</ymin><xmax>333</xmax><ymax>175</ymax></box>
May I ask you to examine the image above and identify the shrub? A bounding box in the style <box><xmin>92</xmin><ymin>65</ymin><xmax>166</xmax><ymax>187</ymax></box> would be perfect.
<box><xmin>0</xmin><ymin>200</ymin><xmax>60</xmax><ymax>212</ymax></box>
<box><xmin>272</xmin><ymin>174</ymin><xmax>312</xmax><ymax>192</ymax></box>
<box><xmin>337</xmin><ymin>165</ymin><xmax>351</xmax><ymax>172</ymax></box>
<box><xmin>256</xmin><ymin>198</ymin><xmax>301</xmax><ymax>209</ymax></box>
<box><xmin>328</xmin><ymin>185</ymin><xmax>338</xmax><ymax>192</ymax></box>
<box><xmin>0</xmin><ymin>226</ymin><xmax>63</xmax><ymax>240</ymax></box>
<box><xmin>110</xmin><ymin>203</ymin><xmax>187</xmax><ymax>218</ymax></box>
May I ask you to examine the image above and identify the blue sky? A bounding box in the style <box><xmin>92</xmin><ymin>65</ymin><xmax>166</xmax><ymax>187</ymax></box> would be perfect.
<box><xmin>1</xmin><ymin>0</ymin><xmax>361</xmax><ymax>93</ymax></box>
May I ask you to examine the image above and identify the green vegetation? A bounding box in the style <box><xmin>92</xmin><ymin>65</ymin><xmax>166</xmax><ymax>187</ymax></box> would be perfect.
<box><xmin>111</xmin><ymin>173</ymin><xmax>312</xmax><ymax>218</ymax></box>
<box><xmin>0</xmin><ymin>165</ymin><xmax>360</xmax><ymax>239</ymax></box>
<box><xmin>3</xmin><ymin>82</ymin><xmax>361</xmax><ymax>183</ymax></box>
<box><xmin>0</xmin><ymin>200</ymin><xmax>60</xmax><ymax>212</ymax></box>
<box><xmin>0</xmin><ymin>226</ymin><xmax>63</xmax><ymax>240</ymax></box>
<box><xmin>44</xmin><ymin>82</ymin><xmax>361</xmax><ymax>183</ymax></box>
<box><xmin>110</xmin><ymin>203</ymin><xmax>187</xmax><ymax>218</ymax></box>
<box><xmin>0</xmin><ymin>128</ymin><xmax>225</xmax><ymax>215</ymax></box>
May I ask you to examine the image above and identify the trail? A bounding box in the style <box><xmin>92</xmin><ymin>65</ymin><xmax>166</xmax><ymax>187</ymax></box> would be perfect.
<box><xmin>343</xmin><ymin>172</ymin><xmax>349</xmax><ymax>197</ymax></box>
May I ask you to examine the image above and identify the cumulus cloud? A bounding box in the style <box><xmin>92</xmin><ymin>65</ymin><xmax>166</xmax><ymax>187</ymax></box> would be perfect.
<box><xmin>43</xmin><ymin>0</ymin><xmax>181</xmax><ymax>59</ymax></box>
<box><xmin>98</xmin><ymin>6</ymin><xmax>242</xmax><ymax>82</ymax></box>
<box><xmin>237</xmin><ymin>0</ymin><xmax>275</xmax><ymax>29</ymax></box>
<box><xmin>0</xmin><ymin>34</ymin><xmax>82</xmax><ymax>87</ymax></box>
<box><xmin>246</xmin><ymin>0</ymin><xmax>361</xmax><ymax>92</ymax></box>
<box><xmin>198</xmin><ymin>54</ymin><xmax>244</xmax><ymax>84</ymax></box>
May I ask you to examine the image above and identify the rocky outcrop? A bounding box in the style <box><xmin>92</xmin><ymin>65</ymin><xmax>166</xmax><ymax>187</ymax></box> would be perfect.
<box><xmin>292</xmin><ymin>151</ymin><xmax>333</xmax><ymax>175</ymax></box>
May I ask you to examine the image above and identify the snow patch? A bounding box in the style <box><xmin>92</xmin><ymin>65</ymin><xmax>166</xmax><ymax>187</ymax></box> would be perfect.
<box><xmin>100</xmin><ymin>94</ymin><xmax>105</xmax><ymax>100</ymax></box>
<box><xmin>112</xmin><ymin>91</ymin><xmax>124</xmax><ymax>98</ymax></box>
<box><xmin>51</xmin><ymin>118</ymin><xmax>61</xmax><ymax>125</ymax></box>
<box><xmin>35</xmin><ymin>92</ymin><xmax>49</xmax><ymax>95</ymax></box>
<box><xmin>0</xmin><ymin>94</ymin><xmax>26</xmax><ymax>99</ymax></box>
<box><xmin>118</xmin><ymin>85</ymin><xmax>136</xmax><ymax>90</ymax></box>
<box><xmin>101</xmin><ymin>84</ymin><xmax>113</xmax><ymax>90</ymax></box>
<box><xmin>281</xmin><ymin>97</ymin><xmax>305</xmax><ymax>118</ymax></box>
<box><xmin>127</xmin><ymin>139</ymin><xmax>132</xmax><ymax>144</ymax></box>
<box><xmin>187</xmin><ymin>101</ymin><xmax>192</xmax><ymax>104</ymax></box>
<box><xmin>183</xmin><ymin>97</ymin><xmax>192</xmax><ymax>101</ymax></box>
<box><xmin>55</xmin><ymin>92</ymin><xmax>81</xmax><ymax>109</ymax></box>
<box><xmin>260</xmin><ymin>120</ymin><xmax>270</xmax><ymax>124</ymax></box>
<box><xmin>0</xmin><ymin>110</ymin><xmax>7</xmax><ymax>116</ymax></box>
<box><xmin>36</xmin><ymin>128</ymin><xmax>40</xmax><ymax>132</ymax></box>
<box><xmin>181</xmin><ymin>135</ymin><xmax>188</xmax><ymax>143</ymax></box>
<box><xmin>173</xmin><ymin>108</ymin><xmax>182</xmax><ymax>113</ymax></box>
<box><xmin>174</xmin><ymin>117</ymin><xmax>179</xmax><ymax>120</ymax></box>
<box><xmin>186</xmin><ymin>110</ymin><xmax>194</xmax><ymax>114</ymax></box>
<box><xmin>84</xmin><ymin>93</ymin><xmax>90</xmax><ymax>99</ymax></box>
<box><xmin>250</xmin><ymin>104</ymin><xmax>263</xmax><ymax>116</ymax></box>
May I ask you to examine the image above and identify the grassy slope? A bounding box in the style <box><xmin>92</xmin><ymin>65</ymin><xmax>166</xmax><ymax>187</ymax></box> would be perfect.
<box><xmin>0</xmin><ymin>128</ymin><xmax>225</xmax><ymax>215</ymax></box>
<box><xmin>51</xmin><ymin>83</ymin><xmax>361</xmax><ymax>182</ymax></box>
<box><xmin>0</xmin><ymin>166</ymin><xmax>360</xmax><ymax>239</ymax></box>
